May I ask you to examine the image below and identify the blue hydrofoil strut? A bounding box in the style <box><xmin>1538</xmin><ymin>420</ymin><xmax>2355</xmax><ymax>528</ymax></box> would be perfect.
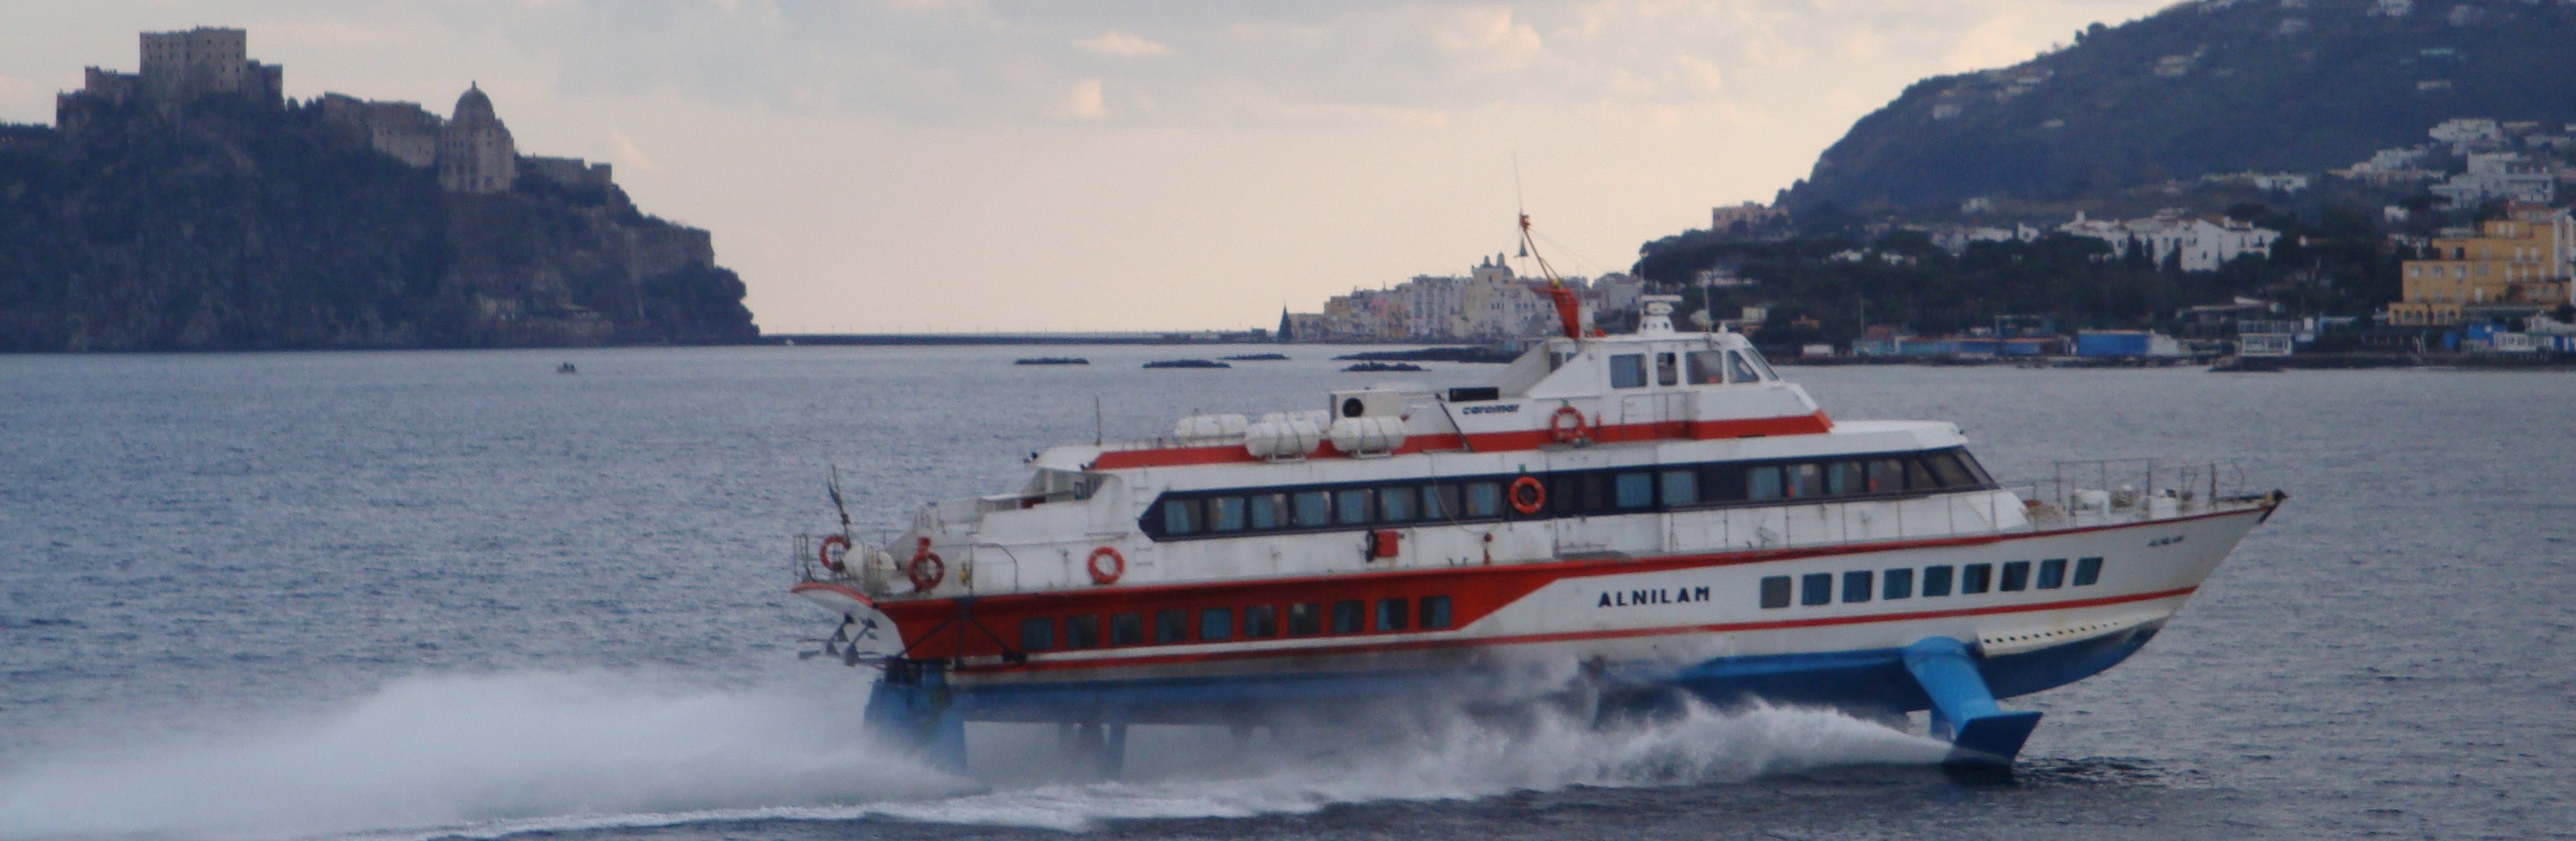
<box><xmin>1901</xmin><ymin>637</ymin><xmax>2044</xmax><ymax>770</ymax></box>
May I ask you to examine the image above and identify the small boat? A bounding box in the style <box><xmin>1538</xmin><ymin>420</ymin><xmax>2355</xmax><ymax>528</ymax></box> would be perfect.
<box><xmin>555</xmin><ymin>362</ymin><xmax>577</xmax><ymax>375</ymax></box>
<box><xmin>1015</xmin><ymin>357</ymin><xmax>1091</xmax><ymax>366</ymax></box>
<box><xmin>1143</xmin><ymin>359</ymin><xmax>1230</xmax><ymax>369</ymax></box>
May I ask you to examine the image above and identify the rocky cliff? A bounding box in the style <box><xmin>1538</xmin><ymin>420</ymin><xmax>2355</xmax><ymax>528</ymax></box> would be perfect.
<box><xmin>0</xmin><ymin>97</ymin><xmax>756</xmax><ymax>351</ymax></box>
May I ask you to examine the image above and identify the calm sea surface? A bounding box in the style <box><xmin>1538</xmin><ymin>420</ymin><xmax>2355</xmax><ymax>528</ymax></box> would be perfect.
<box><xmin>3</xmin><ymin>346</ymin><xmax>2572</xmax><ymax>840</ymax></box>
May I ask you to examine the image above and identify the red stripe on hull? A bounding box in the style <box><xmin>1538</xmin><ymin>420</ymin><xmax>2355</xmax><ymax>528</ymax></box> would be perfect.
<box><xmin>1086</xmin><ymin>411</ymin><xmax>1835</xmax><ymax>469</ymax></box>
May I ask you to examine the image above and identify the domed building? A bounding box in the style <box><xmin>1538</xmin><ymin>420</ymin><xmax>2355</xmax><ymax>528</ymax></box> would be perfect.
<box><xmin>438</xmin><ymin>83</ymin><xmax>516</xmax><ymax>194</ymax></box>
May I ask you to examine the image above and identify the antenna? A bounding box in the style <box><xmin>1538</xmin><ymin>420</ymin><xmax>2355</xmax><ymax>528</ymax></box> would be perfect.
<box><xmin>1094</xmin><ymin>396</ymin><xmax>1104</xmax><ymax>446</ymax></box>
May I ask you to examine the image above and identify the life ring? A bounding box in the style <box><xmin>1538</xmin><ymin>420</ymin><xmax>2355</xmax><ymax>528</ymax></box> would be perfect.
<box><xmin>907</xmin><ymin>538</ymin><xmax>945</xmax><ymax>591</ymax></box>
<box><xmin>1549</xmin><ymin>405</ymin><xmax>1590</xmax><ymax>445</ymax></box>
<box><xmin>817</xmin><ymin>534</ymin><xmax>852</xmax><ymax>572</ymax></box>
<box><xmin>1508</xmin><ymin>476</ymin><xmax>1546</xmax><ymax>515</ymax></box>
<box><xmin>1087</xmin><ymin>546</ymin><xmax>1125</xmax><ymax>585</ymax></box>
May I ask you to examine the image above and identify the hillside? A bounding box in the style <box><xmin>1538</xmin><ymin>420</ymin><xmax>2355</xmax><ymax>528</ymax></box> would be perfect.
<box><xmin>1780</xmin><ymin>0</ymin><xmax>2576</xmax><ymax>213</ymax></box>
<box><xmin>0</xmin><ymin>98</ymin><xmax>756</xmax><ymax>352</ymax></box>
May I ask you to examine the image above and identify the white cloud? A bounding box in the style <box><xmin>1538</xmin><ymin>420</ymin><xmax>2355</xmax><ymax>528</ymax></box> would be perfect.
<box><xmin>607</xmin><ymin>128</ymin><xmax>656</xmax><ymax>171</ymax></box>
<box><xmin>1061</xmin><ymin>78</ymin><xmax>1106</xmax><ymax>119</ymax></box>
<box><xmin>1072</xmin><ymin>30</ymin><xmax>1169</xmax><ymax>57</ymax></box>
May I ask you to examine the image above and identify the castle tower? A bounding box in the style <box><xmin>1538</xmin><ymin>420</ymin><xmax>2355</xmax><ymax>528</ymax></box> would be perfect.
<box><xmin>438</xmin><ymin>83</ymin><xmax>516</xmax><ymax>194</ymax></box>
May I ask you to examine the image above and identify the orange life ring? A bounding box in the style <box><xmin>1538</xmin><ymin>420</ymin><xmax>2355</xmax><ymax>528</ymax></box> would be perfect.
<box><xmin>817</xmin><ymin>534</ymin><xmax>852</xmax><ymax>572</ymax></box>
<box><xmin>1549</xmin><ymin>405</ymin><xmax>1589</xmax><ymax>445</ymax></box>
<box><xmin>907</xmin><ymin>538</ymin><xmax>945</xmax><ymax>591</ymax></box>
<box><xmin>1087</xmin><ymin>546</ymin><xmax>1125</xmax><ymax>585</ymax></box>
<box><xmin>1508</xmin><ymin>475</ymin><xmax>1546</xmax><ymax>515</ymax></box>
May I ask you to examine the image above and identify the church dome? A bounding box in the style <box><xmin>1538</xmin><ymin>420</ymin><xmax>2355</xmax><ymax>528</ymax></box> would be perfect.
<box><xmin>452</xmin><ymin>83</ymin><xmax>497</xmax><ymax>125</ymax></box>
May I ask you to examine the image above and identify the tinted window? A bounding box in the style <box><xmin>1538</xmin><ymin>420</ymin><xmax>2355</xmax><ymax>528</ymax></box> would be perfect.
<box><xmin>1787</xmin><ymin>464</ymin><xmax>1825</xmax><ymax>498</ymax></box>
<box><xmin>1162</xmin><ymin>498</ymin><xmax>1200</xmax><ymax>535</ymax></box>
<box><xmin>1927</xmin><ymin>453</ymin><xmax>1977</xmax><ymax>488</ymax></box>
<box><xmin>1200</xmin><ymin>608</ymin><xmax>1234</xmax><ymax>641</ymax></box>
<box><xmin>1953</xmin><ymin>450</ymin><xmax>1997</xmax><ymax>485</ymax></box>
<box><xmin>1704</xmin><ymin>465</ymin><xmax>1748</xmax><ymax>502</ymax></box>
<box><xmin>1801</xmin><ymin>573</ymin><xmax>1833</xmax><ymax>606</ymax></box>
<box><xmin>1020</xmin><ymin>618</ymin><xmax>1054</xmax><ymax>651</ymax></box>
<box><xmin>1656</xmin><ymin>352</ymin><xmax>1680</xmax><ymax>386</ymax></box>
<box><xmin>1922</xmin><ymin>565</ymin><xmax>1954</xmax><ymax>597</ymax></box>
<box><xmin>1610</xmin><ymin>353</ymin><xmax>1648</xmax><ymax>388</ymax></box>
<box><xmin>1287</xmin><ymin>603</ymin><xmax>1321</xmax><ymax>635</ymax></box>
<box><xmin>1111</xmin><ymin>612</ymin><xmax>1145</xmax><ymax>645</ymax></box>
<box><xmin>1882</xmin><ymin>568</ymin><xmax>1914</xmax><ymax>600</ymax></box>
<box><xmin>1379</xmin><ymin>485</ymin><xmax>1419</xmax><ymax>522</ymax></box>
<box><xmin>1727</xmin><ymin>351</ymin><xmax>1761</xmax><ymax>382</ymax></box>
<box><xmin>1066</xmin><ymin>615</ymin><xmax>1101</xmax><ymax>648</ymax></box>
<box><xmin>1426</xmin><ymin>484</ymin><xmax>1461</xmax><ymax>520</ymax></box>
<box><xmin>1842</xmin><ymin>570</ymin><xmax>1873</xmax><ymax>603</ymax></box>
<box><xmin>1244</xmin><ymin>604</ymin><xmax>1279</xmax><ymax>637</ymax></box>
<box><xmin>1615</xmin><ymin>472</ymin><xmax>1655</xmax><ymax>509</ymax></box>
<box><xmin>1208</xmin><ymin>496</ymin><xmax>1247</xmax><ymax>532</ymax></box>
<box><xmin>1421</xmin><ymin>595</ymin><xmax>1453</xmax><ymax>629</ymax></box>
<box><xmin>2037</xmin><ymin>558</ymin><xmax>2066</xmax><ymax>589</ymax></box>
<box><xmin>1463</xmin><ymin>482</ymin><xmax>1504</xmax><ymax>518</ymax></box>
<box><xmin>1865</xmin><ymin>459</ymin><xmax>1905</xmax><ymax>493</ymax></box>
<box><xmin>1331</xmin><ymin>600</ymin><xmax>1366</xmax><ymax>633</ymax></box>
<box><xmin>1292</xmin><ymin>490</ymin><xmax>1331</xmax><ymax>527</ymax></box>
<box><xmin>1906</xmin><ymin>459</ymin><xmax>1938</xmax><ymax>490</ymax></box>
<box><xmin>1376</xmin><ymin>598</ymin><xmax>1409</xmax><ymax>631</ymax></box>
<box><xmin>1827</xmin><ymin>461</ymin><xmax>1864</xmax><ymax>495</ymax></box>
<box><xmin>1660</xmin><ymin>469</ymin><xmax>1699</xmax><ymax>506</ymax></box>
<box><xmin>1961</xmin><ymin>563</ymin><xmax>1992</xmax><ymax>594</ymax></box>
<box><xmin>1687</xmin><ymin>350</ymin><xmax>1727</xmax><ymax>384</ymax></box>
<box><xmin>1747</xmin><ymin>466</ymin><xmax>1784</xmax><ymax>501</ymax></box>
<box><xmin>2074</xmin><ymin>556</ymin><xmax>2103</xmax><ymax>586</ymax></box>
<box><xmin>2000</xmin><ymin>561</ymin><xmax>2030</xmax><ymax>592</ymax></box>
<box><xmin>1335</xmin><ymin>488</ymin><xmax>1373</xmax><ymax>526</ymax></box>
<box><xmin>1759</xmin><ymin>576</ymin><xmax>1792</xmax><ymax>608</ymax></box>
<box><xmin>1155</xmin><ymin>608</ymin><xmax>1189</xmax><ymax>643</ymax></box>
<box><xmin>1549</xmin><ymin>475</ymin><xmax>1583</xmax><ymax>516</ymax></box>
<box><xmin>1248</xmin><ymin>493</ymin><xmax>1287</xmax><ymax>530</ymax></box>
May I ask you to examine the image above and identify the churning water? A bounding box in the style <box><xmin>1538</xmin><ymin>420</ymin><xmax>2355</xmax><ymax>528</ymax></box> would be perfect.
<box><xmin>3</xmin><ymin>346</ymin><xmax>2572</xmax><ymax>840</ymax></box>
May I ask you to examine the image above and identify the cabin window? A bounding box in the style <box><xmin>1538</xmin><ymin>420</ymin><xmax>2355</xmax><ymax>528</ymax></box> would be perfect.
<box><xmin>1421</xmin><ymin>595</ymin><xmax>1454</xmax><ymax>629</ymax></box>
<box><xmin>1610</xmin><ymin>353</ymin><xmax>1648</xmax><ymax>388</ymax></box>
<box><xmin>1111</xmin><ymin>612</ymin><xmax>1145</xmax><ymax>645</ymax></box>
<box><xmin>1843</xmin><ymin>570</ymin><xmax>1873</xmax><ymax>603</ymax></box>
<box><xmin>1827</xmin><ymin>461</ymin><xmax>1865</xmax><ymax>495</ymax></box>
<box><xmin>1906</xmin><ymin>459</ymin><xmax>1938</xmax><ymax>491</ymax></box>
<box><xmin>1155</xmin><ymin>608</ymin><xmax>1189</xmax><ymax>643</ymax></box>
<box><xmin>1703</xmin><ymin>465</ymin><xmax>1748</xmax><ymax>503</ymax></box>
<box><xmin>1335</xmin><ymin>489</ymin><xmax>1374</xmax><ymax>525</ymax></box>
<box><xmin>1066</xmin><ymin>615</ymin><xmax>1102</xmax><ymax>648</ymax></box>
<box><xmin>2000</xmin><ymin>561</ymin><xmax>2031</xmax><ymax>592</ymax></box>
<box><xmin>1865</xmin><ymin>459</ymin><xmax>1904</xmax><ymax>493</ymax></box>
<box><xmin>2037</xmin><ymin>558</ymin><xmax>2067</xmax><ymax>589</ymax></box>
<box><xmin>1615</xmin><ymin>472</ymin><xmax>1655</xmax><ymax>509</ymax></box>
<box><xmin>1162</xmin><ymin>498</ymin><xmax>1200</xmax><ymax>535</ymax></box>
<box><xmin>1549</xmin><ymin>474</ymin><xmax>1583</xmax><ymax>516</ymax></box>
<box><xmin>1882</xmin><ymin>568</ymin><xmax>1914</xmax><ymax>600</ymax></box>
<box><xmin>1786</xmin><ymin>463</ymin><xmax>1825</xmax><ymax>498</ymax></box>
<box><xmin>2073</xmin><ymin>557</ymin><xmax>2103</xmax><ymax>586</ymax></box>
<box><xmin>1020</xmin><ymin>618</ymin><xmax>1055</xmax><ymax>652</ymax></box>
<box><xmin>1759</xmin><ymin>576</ymin><xmax>1793</xmax><ymax>608</ymax></box>
<box><xmin>1955</xmin><ymin>450</ymin><xmax>1997</xmax><ymax>485</ymax></box>
<box><xmin>1379</xmin><ymin>485</ymin><xmax>1419</xmax><ymax>522</ymax></box>
<box><xmin>1292</xmin><ymin>490</ymin><xmax>1332</xmax><ymax>527</ymax></box>
<box><xmin>1463</xmin><ymin>481</ymin><xmax>1504</xmax><ymax>518</ymax></box>
<box><xmin>1331</xmin><ymin>600</ymin><xmax>1366</xmax><ymax>633</ymax></box>
<box><xmin>1208</xmin><ymin>496</ymin><xmax>1247</xmax><ymax>532</ymax></box>
<box><xmin>1656</xmin><ymin>352</ymin><xmax>1680</xmax><ymax>386</ymax></box>
<box><xmin>1248</xmin><ymin>493</ymin><xmax>1287</xmax><ymax>530</ymax></box>
<box><xmin>1659</xmin><ymin>469</ymin><xmax>1699</xmax><ymax>506</ymax></box>
<box><xmin>1726</xmin><ymin>351</ymin><xmax>1761</xmax><ymax>383</ymax></box>
<box><xmin>1743</xmin><ymin>348</ymin><xmax>1780</xmax><ymax>380</ymax></box>
<box><xmin>1200</xmin><ymin>608</ymin><xmax>1234</xmax><ymax>641</ymax></box>
<box><xmin>1922</xmin><ymin>565</ymin><xmax>1954</xmax><ymax>597</ymax></box>
<box><xmin>1245</xmin><ymin>605</ymin><xmax>1279</xmax><ymax>637</ymax></box>
<box><xmin>1686</xmin><ymin>350</ymin><xmax>1727</xmax><ymax>385</ymax></box>
<box><xmin>1746</xmin><ymin>466</ymin><xmax>1784</xmax><ymax>501</ymax></box>
<box><xmin>1376</xmin><ymin>598</ymin><xmax>1409</xmax><ymax>631</ymax></box>
<box><xmin>1926</xmin><ymin>453</ymin><xmax>1977</xmax><ymax>488</ymax></box>
<box><xmin>1425</xmin><ymin>483</ymin><xmax>1460</xmax><ymax>520</ymax></box>
<box><xmin>1287</xmin><ymin>603</ymin><xmax>1321</xmax><ymax>635</ymax></box>
<box><xmin>1961</xmin><ymin>563</ymin><xmax>1993</xmax><ymax>594</ymax></box>
<box><xmin>1801</xmin><ymin>573</ymin><xmax>1833</xmax><ymax>606</ymax></box>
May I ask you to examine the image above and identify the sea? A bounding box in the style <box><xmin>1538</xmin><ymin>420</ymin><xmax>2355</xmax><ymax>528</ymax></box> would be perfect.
<box><xmin>3</xmin><ymin>345</ymin><xmax>2572</xmax><ymax>840</ymax></box>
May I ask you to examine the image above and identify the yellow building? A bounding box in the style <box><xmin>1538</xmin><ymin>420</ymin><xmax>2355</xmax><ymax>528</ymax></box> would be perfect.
<box><xmin>2386</xmin><ymin>212</ymin><xmax>2575</xmax><ymax>326</ymax></box>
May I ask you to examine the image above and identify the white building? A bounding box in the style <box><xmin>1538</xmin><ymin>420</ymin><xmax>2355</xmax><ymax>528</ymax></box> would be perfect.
<box><xmin>2430</xmin><ymin>152</ymin><xmax>2556</xmax><ymax>208</ymax></box>
<box><xmin>2058</xmin><ymin>211</ymin><xmax>2278</xmax><ymax>272</ymax></box>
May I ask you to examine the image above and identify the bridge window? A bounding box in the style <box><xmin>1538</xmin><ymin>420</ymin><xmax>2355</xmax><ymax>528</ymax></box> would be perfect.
<box><xmin>1422</xmin><ymin>595</ymin><xmax>1453</xmax><ymax>629</ymax></box>
<box><xmin>1866</xmin><ymin>459</ymin><xmax>1905</xmax><ymax>493</ymax></box>
<box><xmin>1615</xmin><ymin>472</ymin><xmax>1655</xmax><ymax>509</ymax></box>
<box><xmin>1961</xmin><ymin>563</ymin><xmax>1992</xmax><ymax>594</ymax></box>
<box><xmin>1162</xmin><ymin>498</ymin><xmax>1200</xmax><ymax>535</ymax></box>
<box><xmin>1245</xmin><ymin>605</ymin><xmax>1278</xmax><ymax>637</ymax></box>
<box><xmin>1425</xmin><ymin>483</ymin><xmax>1460</xmax><ymax>520</ymax></box>
<box><xmin>1922</xmin><ymin>565</ymin><xmax>1954</xmax><ymax>597</ymax></box>
<box><xmin>2000</xmin><ymin>561</ymin><xmax>2030</xmax><ymax>592</ymax></box>
<box><xmin>1659</xmin><ymin>469</ymin><xmax>1698</xmax><ymax>506</ymax></box>
<box><xmin>1379</xmin><ymin>485</ymin><xmax>1419</xmax><ymax>522</ymax></box>
<box><xmin>1066</xmin><ymin>615</ymin><xmax>1101</xmax><ymax>648</ymax></box>
<box><xmin>1287</xmin><ymin>603</ymin><xmax>1321</xmax><ymax>635</ymax></box>
<box><xmin>1657</xmin><ymin>352</ymin><xmax>1680</xmax><ymax>386</ymax></box>
<box><xmin>2037</xmin><ymin>558</ymin><xmax>2067</xmax><ymax>589</ymax></box>
<box><xmin>1208</xmin><ymin>496</ymin><xmax>1247</xmax><ymax>532</ymax></box>
<box><xmin>1759</xmin><ymin>576</ymin><xmax>1792</xmax><ymax>608</ymax></box>
<box><xmin>1610</xmin><ymin>353</ymin><xmax>1648</xmax><ymax>388</ymax></box>
<box><xmin>1020</xmin><ymin>618</ymin><xmax>1054</xmax><ymax>652</ymax></box>
<box><xmin>1827</xmin><ymin>461</ymin><xmax>1865</xmax><ymax>495</ymax></box>
<box><xmin>2074</xmin><ymin>556</ymin><xmax>2103</xmax><ymax>586</ymax></box>
<box><xmin>1842</xmin><ymin>570</ymin><xmax>1873</xmax><ymax>603</ymax></box>
<box><xmin>1331</xmin><ymin>600</ymin><xmax>1366</xmax><ymax>633</ymax></box>
<box><xmin>1882</xmin><ymin>568</ymin><xmax>1914</xmax><ymax>599</ymax></box>
<box><xmin>1334</xmin><ymin>488</ymin><xmax>1373</xmax><ymax>525</ymax></box>
<box><xmin>1376</xmin><ymin>598</ymin><xmax>1409</xmax><ymax>631</ymax></box>
<box><xmin>1686</xmin><ymin>350</ymin><xmax>1727</xmax><ymax>384</ymax></box>
<box><xmin>1292</xmin><ymin>490</ymin><xmax>1331</xmax><ymax>527</ymax></box>
<box><xmin>1787</xmin><ymin>463</ymin><xmax>1825</xmax><ymax>498</ymax></box>
<box><xmin>1155</xmin><ymin>608</ymin><xmax>1189</xmax><ymax>643</ymax></box>
<box><xmin>1248</xmin><ymin>493</ymin><xmax>1287</xmax><ymax>530</ymax></box>
<box><xmin>1727</xmin><ymin>351</ymin><xmax>1761</xmax><ymax>382</ymax></box>
<box><xmin>1463</xmin><ymin>481</ymin><xmax>1504</xmax><ymax>518</ymax></box>
<box><xmin>1199</xmin><ymin>608</ymin><xmax>1234</xmax><ymax>641</ymax></box>
<box><xmin>1801</xmin><ymin>573</ymin><xmax>1833</xmax><ymax>606</ymax></box>
<box><xmin>1747</xmin><ymin>466</ymin><xmax>1784</xmax><ymax>500</ymax></box>
<box><xmin>1111</xmin><ymin>612</ymin><xmax>1145</xmax><ymax>645</ymax></box>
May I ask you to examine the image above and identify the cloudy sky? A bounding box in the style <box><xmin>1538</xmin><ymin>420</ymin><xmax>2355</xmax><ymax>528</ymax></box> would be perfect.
<box><xmin>0</xmin><ymin>1</ymin><xmax>2173</xmax><ymax>332</ymax></box>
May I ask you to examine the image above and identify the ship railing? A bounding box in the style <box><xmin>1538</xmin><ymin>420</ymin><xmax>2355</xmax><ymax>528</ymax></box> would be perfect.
<box><xmin>2013</xmin><ymin>458</ymin><xmax>2260</xmax><ymax>527</ymax></box>
<box><xmin>793</xmin><ymin>527</ymin><xmax>903</xmax><ymax>596</ymax></box>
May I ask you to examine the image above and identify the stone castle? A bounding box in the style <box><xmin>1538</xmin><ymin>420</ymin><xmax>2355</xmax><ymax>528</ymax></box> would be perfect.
<box><xmin>59</xmin><ymin>27</ymin><xmax>614</xmax><ymax>196</ymax></box>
